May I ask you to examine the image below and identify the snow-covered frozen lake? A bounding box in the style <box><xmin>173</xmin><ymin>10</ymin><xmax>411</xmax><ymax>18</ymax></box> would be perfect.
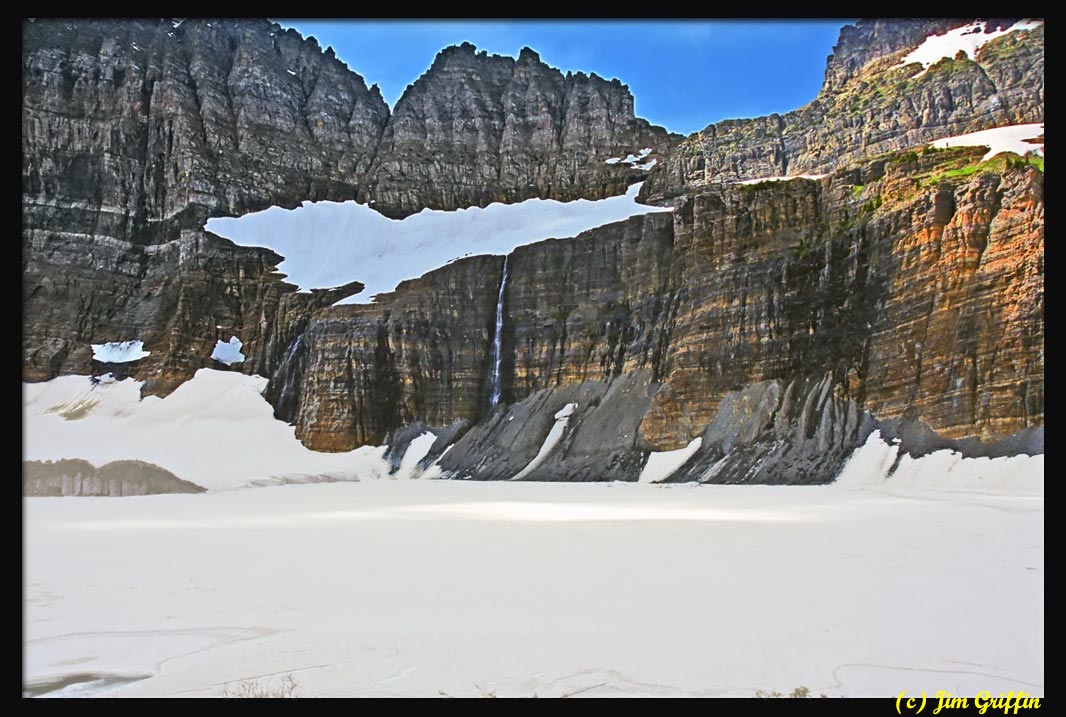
<box><xmin>24</xmin><ymin>480</ymin><xmax>1043</xmax><ymax>697</ymax></box>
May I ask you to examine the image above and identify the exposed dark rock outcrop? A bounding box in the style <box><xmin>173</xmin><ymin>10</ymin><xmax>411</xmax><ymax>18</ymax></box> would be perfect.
<box><xmin>875</xmin><ymin>420</ymin><xmax>1044</xmax><ymax>459</ymax></box>
<box><xmin>23</xmin><ymin>458</ymin><xmax>206</xmax><ymax>496</ymax></box>
<box><xmin>439</xmin><ymin>370</ymin><xmax>659</xmax><ymax>482</ymax></box>
<box><xmin>670</xmin><ymin>375</ymin><xmax>875</xmax><ymax>484</ymax></box>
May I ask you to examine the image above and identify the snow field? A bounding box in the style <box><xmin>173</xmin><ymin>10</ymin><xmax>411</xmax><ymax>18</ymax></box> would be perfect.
<box><xmin>205</xmin><ymin>182</ymin><xmax>671</xmax><ymax>304</ymax></box>
<box><xmin>24</xmin><ymin>479</ymin><xmax>1043</xmax><ymax>697</ymax></box>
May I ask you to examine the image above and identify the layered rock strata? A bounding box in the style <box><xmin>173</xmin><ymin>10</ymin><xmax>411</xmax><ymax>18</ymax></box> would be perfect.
<box><xmin>292</xmin><ymin>146</ymin><xmax>1042</xmax><ymax>483</ymax></box>
<box><xmin>23</xmin><ymin>19</ymin><xmax>674</xmax><ymax>386</ymax></box>
<box><xmin>22</xmin><ymin>18</ymin><xmax>1044</xmax><ymax>482</ymax></box>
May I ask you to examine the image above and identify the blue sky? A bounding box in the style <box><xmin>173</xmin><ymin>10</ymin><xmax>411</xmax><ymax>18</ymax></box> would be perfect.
<box><xmin>276</xmin><ymin>20</ymin><xmax>851</xmax><ymax>136</ymax></box>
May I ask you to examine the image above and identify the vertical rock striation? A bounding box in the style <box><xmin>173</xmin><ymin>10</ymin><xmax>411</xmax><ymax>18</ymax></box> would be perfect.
<box><xmin>23</xmin><ymin>20</ymin><xmax>677</xmax><ymax>388</ymax></box>
<box><xmin>365</xmin><ymin>43</ymin><xmax>677</xmax><ymax>217</ymax></box>
<box><xmin>291</xmin><ymin>146</ymin><xmax>1043</xmax><ymax>483</ymax></box>
<box><xmin>23</xmin><ymin>18</ymin><xmax>1043</xmax><ymax>482</ymax></box>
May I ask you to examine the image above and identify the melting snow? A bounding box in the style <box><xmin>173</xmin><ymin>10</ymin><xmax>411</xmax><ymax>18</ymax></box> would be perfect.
<box><xmin>395</xmin><ymin>432</ymin><xmax>437</xmax><ymax>480</ymax></box>
<box><xmin>930</xmin><ymin>123</ymin><xmax>1044</xmax><ymax>161</ymax></box>
<box><xmin>205</xmin><ymin>182</ymin><xmax>671</xmax><ymax>304</ymax></box>
<box><xmin>900</xmin><ymin>20</ymin><xmax>1043</xmax><ymax>77</ymax></box>
<box><xmin>91</xmin><ymin>340</ymin><xmax>150</xmax><ymax>363</ymax></box>
<box><xmin>23</xmin><ymin>369</ymin><xmax>391</xmax><ymax>490</ymax></box>
<box><xmin>510</xmin><ymin>403</ymin><xmax>577</xmax><ymax>480</ymax></box>
<box><xmin>639</xmin><ymin>437</ymin><xmax>703</xmax><ymax>483</ymax></box>
<box><xmin>835</xmin><ymin>430</ymin><xmax>1043</xmax><ymax>492</ymax></box>
<box><xmin>604</xmin><ymin>147</ymin><xmax>654</xmax><ymax>166</ymax></box>
<box><xmin>553</xmin><ymin>403</ymin><xmax>576</xmax><ymax>420</ymax></box>
<box><xmin>418</xmin><ymin>445</ymin><xmax>454</xmax><ymax>481</ymax></box>
<box><xmin>210</xmin><ymin>336</ymin><xmax>246</xmax><ymax>365</ymax></box>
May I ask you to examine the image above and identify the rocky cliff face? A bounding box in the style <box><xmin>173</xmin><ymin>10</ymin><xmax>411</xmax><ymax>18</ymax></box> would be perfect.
<box><xmin>23</xmin><ymin>18</ymin><xmax>1044</xmax><ymax>483</ymax></box>
<box><xmin>364</xmin><ymin>43</ymin><xmax>677</xmax><ymax>218</ymax></box>
<box><xmin>642</xmin><ymin>19</ymin><xmax>1044</xmax><ymax>202</ymax></box>
<box><xmin>290</xmin><ymin>145</ymin><xmax>1043</xmax><ymax>482</ymax></box>
<box><xmin>23</xmin><ymin>19</ymin><xmax>389</xmax><ymax>241</ymax></box>
<box><xmin>23</xmin><ymin>18</ymin><xmax>387</xmax><ymax>389</ymax></box>
<box><xmin>23</xmin><ymin>19</ymin><xmax>674</xmax><ymax>388</ymax></box>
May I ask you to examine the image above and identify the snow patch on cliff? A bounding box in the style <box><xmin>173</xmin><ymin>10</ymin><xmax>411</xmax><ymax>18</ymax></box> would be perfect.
<box><xmin>205</xmin><ymin>182</ymin><xmax>671</xmax><ymax>305</ymax></box>
<box><xmin>90</xmin><ymin>340</ymin><xmax>150</xmax><ymax>363</ymax></box>
<box><xmin>396</xmin><ymin>432</ymin><xmax>437</xmax><ymax>480</ymax></box>
<box><xmin>900</xmin><ymin>20</ymin><xmax>1043</xmax><ymax>77</ymax></box>
<box><xmin>510</xmin><ymin>403</ymin><xmax>577</xmax><ymax>480</ymax></box>
<box><xmin>639</xmin><ymin>437</ymin><xmax>703</xmax><ymax>483</ymax></box>
<box><xmin>210</xmin><ymin>336</ymin><xmax>246</xmax><ymax>365</ymax></box>
<box><xmin>605</xmin><ymin>147</ymin><xmax>652</xmax><ymax>165</ymax></box>
<box><xmin>930</xmin><ymin>123</ymin><xmax>1044</xmax><ymax>161</ymax></box>
<box><xmin>735</xmin><ymin>173</ymin><xmax>828</xmax><ymax>186</ymax></box>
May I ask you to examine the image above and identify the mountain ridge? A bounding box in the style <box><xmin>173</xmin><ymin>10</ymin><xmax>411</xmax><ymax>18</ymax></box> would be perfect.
<box><xmin>21</xmin><ymin>18</ymin><xmax>1044</xmax><ymax>483</ymax></box>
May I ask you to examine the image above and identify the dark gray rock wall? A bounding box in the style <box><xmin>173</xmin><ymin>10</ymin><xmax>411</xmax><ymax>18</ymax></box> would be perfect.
<box><xmin>23</xmin><ymin>20</ymin><xmax>676</xmax><ymax>389</ymax></box>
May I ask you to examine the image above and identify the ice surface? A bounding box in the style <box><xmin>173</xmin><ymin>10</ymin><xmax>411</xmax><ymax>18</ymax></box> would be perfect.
<box><xmin>24</xmin><ymin>478</ymin><xmax>1043</xmax><ymax>697</ymax></box>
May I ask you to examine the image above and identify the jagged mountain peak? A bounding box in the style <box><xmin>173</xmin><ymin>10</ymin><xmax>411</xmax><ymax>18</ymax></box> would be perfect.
<box><xmin>368</xmin><ymin>37</ymin><xmax>677</xmax><ymax>218</ymax></box>
<box><xmin>643</xmin><ymin>16</ymin><xmax>1043</xmax><ymax>202</ymax></box>
<box><xmin>22</xmin><ymin>17</ymin><xmax>679</xmax><ymax>386</ymax></box>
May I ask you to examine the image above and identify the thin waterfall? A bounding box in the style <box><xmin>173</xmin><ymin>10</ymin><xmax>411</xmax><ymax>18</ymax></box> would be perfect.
<box><xmin>488</xmin><ymin>256</ymin><xmax>509</xmax><ymax>409</ymax></box>
<box><xmin>274</xmin><ymin>335</ymin><xmax>304</xmax><ymax>422</ymax></box>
